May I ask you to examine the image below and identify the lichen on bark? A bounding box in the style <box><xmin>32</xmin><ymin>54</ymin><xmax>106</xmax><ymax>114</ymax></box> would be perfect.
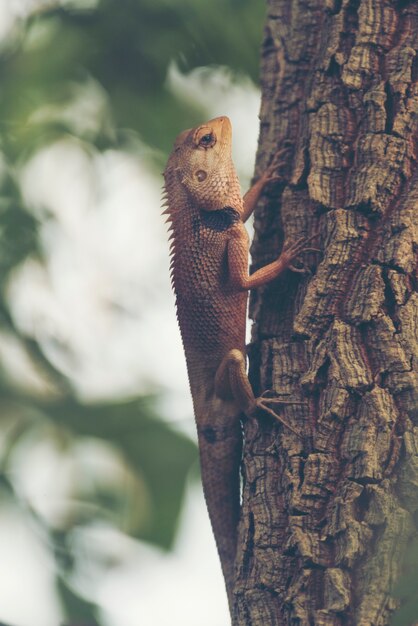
<box><xmin>234</xmin><ymin>1</ymin><xmax>418</xmax><ymax>625</ymax></box>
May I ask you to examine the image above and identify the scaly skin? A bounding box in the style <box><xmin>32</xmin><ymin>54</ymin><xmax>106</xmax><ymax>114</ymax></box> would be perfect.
<box><xmin>163</xmin><ymin>116</ymin><xmax>309</xmax><ymax>613</ymax></box>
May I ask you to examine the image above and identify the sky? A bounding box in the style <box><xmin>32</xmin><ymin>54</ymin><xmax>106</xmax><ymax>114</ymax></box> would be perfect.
<box><xmin>0</xmin><ymin>3</ymin><xmax>262</xmax><ymax>623</ymax></box>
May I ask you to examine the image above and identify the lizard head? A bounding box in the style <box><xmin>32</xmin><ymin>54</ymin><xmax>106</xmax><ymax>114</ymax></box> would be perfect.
<box><xmin>165</xmin><ymin>116</ymin><xmax>241</xmax><ymax>212</ymax></box>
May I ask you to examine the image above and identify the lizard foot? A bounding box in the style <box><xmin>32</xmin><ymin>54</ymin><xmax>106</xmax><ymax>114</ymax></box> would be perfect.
<box><xmin>261</xmin><ymin>145</ymin><xmax>293</xmax><ymax>186</ymax></box>
<box><xmin>280</xmin><ymin>234</ymin><xmax>321</xmax><ymax>274</ymax></box>
<box><xmin>252</xmin><ymin>394</ymin><xmax>304</xmax><ymax>438</ymax></box>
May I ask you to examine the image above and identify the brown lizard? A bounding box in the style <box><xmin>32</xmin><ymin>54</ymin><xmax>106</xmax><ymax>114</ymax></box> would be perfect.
<box><xmin>163</xmin><ymin>116</ymin><xmax>310</xmax><ymax>613</ymax></box>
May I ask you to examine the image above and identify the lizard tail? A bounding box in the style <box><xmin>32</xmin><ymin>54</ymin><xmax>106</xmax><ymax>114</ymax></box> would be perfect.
<box><xmin>197</xmin><ymin>413</ymin><xmax>243</xmax><ymax>613</ymax></box>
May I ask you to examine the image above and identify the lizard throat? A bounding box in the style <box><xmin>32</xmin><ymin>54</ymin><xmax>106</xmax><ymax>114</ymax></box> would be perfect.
<box><xmin>200</xmin><ymin>207</ymin><xmax>240</xmax><ymax>232</ymax></box>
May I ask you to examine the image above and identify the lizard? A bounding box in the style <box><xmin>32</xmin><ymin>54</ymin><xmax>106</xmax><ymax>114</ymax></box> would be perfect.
<box><xmin>163</xmin><ymin>115</ymin><xmax>311</xmax><ymax>613</ymax></box>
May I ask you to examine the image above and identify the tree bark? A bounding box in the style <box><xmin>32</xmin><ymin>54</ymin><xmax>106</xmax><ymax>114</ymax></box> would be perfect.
<box><xmin>234</xmin><ymin>1</ymin><xmax>418</xmax><ymax>625</ymax></box>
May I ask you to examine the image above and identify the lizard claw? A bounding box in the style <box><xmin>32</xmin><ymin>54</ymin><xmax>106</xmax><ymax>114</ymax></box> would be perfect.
<box><xmin>259</xmin><ymin>390</ymin><xmax>305</xmax><ymax>404</ymax></box>
<box><xmin>279</xmin><ymin>234</ymin><xmax>321</xmax><ymax>272</ymax></box>
<box><xmin>262</xmin><ymin>146</ymin><xmax>293</xmax><ymax>185</ymax></box>
<box><xmin>269</xmin><ymin>146</ymin><xmax>290</xmax><ymax>166</ymax></box>
<box><xmin>254</xmin><ymin>396</ymin><xmax>303</xmax><ymax>438</ymax></box>
<box><xmin>288</xmin><ymin>262</ymin><xmax>311</xmax><ymax>275</ymax></box>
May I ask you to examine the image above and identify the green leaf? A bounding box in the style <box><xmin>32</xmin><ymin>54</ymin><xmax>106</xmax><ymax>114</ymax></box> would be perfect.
<box><xmin>57</xmin><ymin>575</ymin><xmax>100</xmax><ymax>626</ymax></box>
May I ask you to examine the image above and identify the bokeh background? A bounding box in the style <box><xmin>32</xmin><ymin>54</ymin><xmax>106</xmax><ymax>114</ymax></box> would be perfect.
<box><xmin>0</xmin><ymin>1</ymin><xmax>265</xmax><ymax>624</ymax></box>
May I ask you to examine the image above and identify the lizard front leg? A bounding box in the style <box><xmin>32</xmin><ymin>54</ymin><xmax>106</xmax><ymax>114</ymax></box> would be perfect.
<box><xmin>228</xmin><ymin>230</ymin><xmax>312</xmax><ymax>290</ymax></box>
<box><xmin>242</xmin><ymin>147</ymin><xmax>290</xmax><ymax>222</ymax></box>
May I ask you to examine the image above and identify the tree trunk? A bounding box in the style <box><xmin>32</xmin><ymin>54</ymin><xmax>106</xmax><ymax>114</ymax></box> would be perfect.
<box><xmin>234</xmin><ymin>1</ymin><xmax>418</xmax><ymax>625</ymax></box>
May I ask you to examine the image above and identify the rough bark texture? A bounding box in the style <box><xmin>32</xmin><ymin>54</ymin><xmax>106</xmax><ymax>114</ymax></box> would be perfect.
<box><xmin>234</xmin><ymin>1</ymin><xmax>418</xmax><ymax>625</ymax></box>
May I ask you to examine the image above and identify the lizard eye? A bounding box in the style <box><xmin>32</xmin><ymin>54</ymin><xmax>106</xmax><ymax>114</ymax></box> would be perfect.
<box><xmin>199</xmin><ymin>133</ymin><xmax>215</xmax><ymax>147</ymax></box>
<box><xmin>195</xmin><ymin>169</ymin><xmax>207</xmax><ymax>182</ymax></box>
<box><xmin>194</xmin><ymin>126</ymin><xmax>217</xmax><ymax>149</ymax></box>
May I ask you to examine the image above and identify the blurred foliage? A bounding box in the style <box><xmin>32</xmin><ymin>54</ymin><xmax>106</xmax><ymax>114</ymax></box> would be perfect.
<box><xmin>1</xmin><ymin>0</ymin><xmax>264</xmax><ymax>159</ymax></box>
<box><xmin>0</xmin><ymin>0</ymin><xmax>264</xmax><ymax>622</ymax></box>
<box><xmin>391</xmin><ymin>537</ymin><xmax>418</xmax><ymax>626</ymax></box>
<box><xmin>57</xmin><ymin>577</ymin><xmax>100</xmax><ymax>626</ymax></box>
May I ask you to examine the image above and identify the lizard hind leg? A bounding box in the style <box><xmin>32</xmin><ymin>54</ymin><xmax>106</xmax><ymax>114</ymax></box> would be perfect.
<box><xmin>214</xmin><ymin>349</ymin><xmax>255</xmax><ymax>411</ymax></box>
<box><xmin>215</xmin><ymin>349</ymin><xmax>302</xmax><ymax>436</ymax></box>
